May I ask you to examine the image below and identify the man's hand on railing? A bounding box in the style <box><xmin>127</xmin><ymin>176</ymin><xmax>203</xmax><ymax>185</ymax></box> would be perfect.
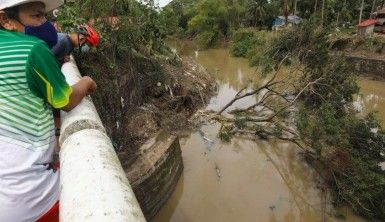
<box><xmin>62</xmin><ymin>76</ymin><xmax>97</xmax><ymax>112</ymax></box>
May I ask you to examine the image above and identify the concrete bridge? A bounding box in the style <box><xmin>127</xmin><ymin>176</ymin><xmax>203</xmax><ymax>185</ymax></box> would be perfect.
<box><xmin>59</xmin><ymin>57</ymin><xmax>146</xmax><ymax>222</ymax></box>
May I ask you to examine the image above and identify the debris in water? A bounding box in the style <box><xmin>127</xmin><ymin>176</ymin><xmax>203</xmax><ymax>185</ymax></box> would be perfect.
<box><xmin>215</xmin><ymin>163</ymin><xmax>222</xmax><ymax>180</ymax></box>
<box><xmin>198</xmin><ymin>129</ymin><xmax>214</xmax><ymax>150</ymax></box>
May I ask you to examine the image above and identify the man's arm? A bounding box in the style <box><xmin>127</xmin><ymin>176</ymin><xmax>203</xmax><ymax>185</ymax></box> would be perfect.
<box><xmin>26</xmin><ymin>41</ymin><xmax>97</xmax><ymax>111</ymax></box>
<box><xmin>62</xmin><ymin>76</ymin><xmax>97</xmax><ymax>112</ymax></box>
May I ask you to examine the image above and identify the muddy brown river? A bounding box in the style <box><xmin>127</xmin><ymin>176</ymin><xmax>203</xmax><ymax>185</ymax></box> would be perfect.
<box><xmin>153</xmin><ymin>41</ymin><xmax>383</xmax><ymax>222</ymax></box>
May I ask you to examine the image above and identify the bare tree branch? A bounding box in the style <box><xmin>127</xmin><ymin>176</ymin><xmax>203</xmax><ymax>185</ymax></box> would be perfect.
<box><xmin>218</xmin><ymin>54</ymin><xmax>290</xmax><ymax>114</ymax></box>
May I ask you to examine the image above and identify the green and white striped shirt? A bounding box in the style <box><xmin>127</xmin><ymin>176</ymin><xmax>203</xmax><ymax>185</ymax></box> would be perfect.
<box><xmin>0</xmin><ymin>30</ymin><xmax>72</xmax><ymax>222</ymax></box>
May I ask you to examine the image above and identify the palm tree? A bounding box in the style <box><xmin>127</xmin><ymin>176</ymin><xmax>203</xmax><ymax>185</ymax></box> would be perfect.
<box><xmin>246</xmin><ymin>0</ymin><xmax>268</xmax><ymax>27</ymax></box>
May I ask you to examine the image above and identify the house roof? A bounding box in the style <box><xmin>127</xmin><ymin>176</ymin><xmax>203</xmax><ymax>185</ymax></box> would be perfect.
<box><xmin>357</xmin><ymin>19</ymin><xmax>377</xmax><ymax>27</ymax></box>
<box><xmin>276</xmin><ymin>15</ymin><xmax>302</xmax><ymax>24</ymax></box>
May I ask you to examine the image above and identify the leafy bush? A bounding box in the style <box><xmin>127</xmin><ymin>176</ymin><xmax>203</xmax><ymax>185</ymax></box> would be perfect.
<box><xmin>231</xmin><ymin>31</ymin><xmax>256</xmax><ymax>57</ymax></box>
<box><xmin>226</xmin><ymin>20</ymin><xmax>385</xmax><ymax>220</ymax></box>
<box><xmin>269</xmin><ymin>22</ymin><xmax>385</xmax><ymax>220</ymax></box>
<box><xmin>56</xmin><ymin>0</ymin><xmax>175</xmax><ymax>166</ymax></box>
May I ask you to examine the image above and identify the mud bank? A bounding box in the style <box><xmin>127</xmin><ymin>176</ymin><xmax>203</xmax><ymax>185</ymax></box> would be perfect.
<box><xmin>80</xmin><ymin>52</ymin><xmax>215</xmax><ymax>219</ymax></box>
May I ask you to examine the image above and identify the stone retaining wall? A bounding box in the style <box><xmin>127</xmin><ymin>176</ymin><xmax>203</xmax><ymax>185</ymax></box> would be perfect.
<box><xmin>126</xmin><ymin>131</ymin><xmax>183</xmax><ymax>220</ymax></box>
<box><xmin>343</xmin><ymin>54</ymin><xmax>385</xmax><ymax>78</ymax></box>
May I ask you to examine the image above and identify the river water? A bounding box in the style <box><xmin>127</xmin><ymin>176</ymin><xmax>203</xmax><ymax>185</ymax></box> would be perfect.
<box><xmin>153</xmin><ymin>41</ymin><xmax>383</xmax><ymax>222</ymax></box>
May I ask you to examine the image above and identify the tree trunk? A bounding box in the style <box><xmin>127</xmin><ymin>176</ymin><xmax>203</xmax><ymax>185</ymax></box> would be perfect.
<box><xmin>284</xmin><ymin>0</ymin><xmax>289</xmax><ymax>24</ymax></box>
<box><xmin>314</xmin><ymin>0</ymin><xmax>318</xmax><ymax>13</ymax></box>
<box><xmin>321</xmin><ymin>0</ymin><xmax>325</xmax><ymax>25</ymax></box>
<box><xmin>341</xmin><ymin>0</ymin><xmax>347</xmax><ymax>24</ymax></box>
<box><xmin>371</xmin><ymin>0</ymin><xmax>377</xmax><ymax>18</ymax></box>
<box><xmin>336</xmin><ymin>12</ymin><xmax>340</xmax><ymax>26</ymax></box>
<box><xmin>359</xmin><ymin>0</ymin><xmax>365</xmax><ymax>24</ymax></box>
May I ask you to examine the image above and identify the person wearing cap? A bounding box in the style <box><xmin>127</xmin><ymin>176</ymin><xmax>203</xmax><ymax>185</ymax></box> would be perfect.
<box><xmin>0</xmin><ymin>1</ymin><xmax>97</xmax><ymax>221</ymax></box>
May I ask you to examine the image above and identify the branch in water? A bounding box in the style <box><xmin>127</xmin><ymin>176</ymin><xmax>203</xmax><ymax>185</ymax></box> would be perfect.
<box><xmin>218</xmin><ymin>54</ymin><xmax>290</xmax><ymax>115</ymax></box>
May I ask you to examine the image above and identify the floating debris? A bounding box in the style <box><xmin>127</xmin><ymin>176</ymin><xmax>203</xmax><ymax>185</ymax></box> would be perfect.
<box><xmin>215</xmin><ymin>163</ymin><xmax>222</xmax><ymax>180</ymax></box>
<box><xmin>198</xmin><ymin>129</ymin><xmax>214</xmax><ymax>150</ymax></box>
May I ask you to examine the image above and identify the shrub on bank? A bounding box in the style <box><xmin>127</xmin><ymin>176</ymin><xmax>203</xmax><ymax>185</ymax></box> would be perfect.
<box><xmin>56</xmin><ymin>0</ymin><xmax>176</xmax><ymax>166</ymax></box>
<box><xmin>230</xmin><ymin>29</ymin><xmax>277</xmax><ymax>69</ymax></box>
<box><xmin>231</xmin><ymin>29</ymin><xmax>264</xmax><ymax>57</ymax></box>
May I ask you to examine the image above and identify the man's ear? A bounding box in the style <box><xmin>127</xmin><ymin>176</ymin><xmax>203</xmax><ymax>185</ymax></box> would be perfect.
<box><xmin>79</xmin><ymin>35</ymin><xmax>87</xmax><ymax>45</ymax></box>
<box><xmin>0</xmin><ymin>11</ymin><xmax>16</xmax><ymax>31</ymax></box>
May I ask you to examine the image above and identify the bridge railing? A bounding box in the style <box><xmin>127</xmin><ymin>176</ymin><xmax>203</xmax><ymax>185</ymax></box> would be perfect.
<box><xmin>59</xmin><ymin>57</ymin><xmax>146</xmax><ymax>222</ymax></box>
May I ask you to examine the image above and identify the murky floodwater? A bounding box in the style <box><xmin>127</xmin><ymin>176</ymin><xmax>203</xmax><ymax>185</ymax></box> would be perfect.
<box><xmin>153</xmin><ymin>40</ymin><xmax>383</xmax><ymax>222</ymax></box>
<box><xmin>357</xmin><ymin>77</ymin><xmax>385</xmax><ymax>122</ymax></box>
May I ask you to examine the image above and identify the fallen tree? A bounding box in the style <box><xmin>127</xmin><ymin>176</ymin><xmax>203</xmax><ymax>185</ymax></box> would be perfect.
<box><xmin>205</xmin><ymin>22</ymin><xmax>385</xmax><ymax>220</ymax></box>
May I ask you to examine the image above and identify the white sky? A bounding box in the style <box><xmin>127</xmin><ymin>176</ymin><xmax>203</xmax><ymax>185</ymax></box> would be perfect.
<box><xmin>156</xmin><ymin>0</ymin><xmax>173</xmax><ymax>7</ymax></box>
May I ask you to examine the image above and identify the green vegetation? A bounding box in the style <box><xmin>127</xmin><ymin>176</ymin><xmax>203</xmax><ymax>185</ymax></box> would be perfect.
<box><xmin>56</xmin><ymin>0</ymin><xmax>385</xmax><ymax>219</ymax></box>
<box><xmin>213</xmin><ymin>22</ymin><xmax>385</xmax><ymax>220</ymax></box>
<box><xmin>162</xmin><ymin>0</ymin><xmax>385</xmax><ymax>48</ymax></box>
<box><xmin>57</xmin><ymin>0</ymin><xmax>176</xmax><ymax>165</ymax></box>
<box><xmin>229</xmin><ymin>29</ymin><xmax>272</xmax><ymax>67</ymax></box>
<box><xmin>230</xmin><ymin>29</ymin><xmax>266</xmax><ymax>57</ymax></box>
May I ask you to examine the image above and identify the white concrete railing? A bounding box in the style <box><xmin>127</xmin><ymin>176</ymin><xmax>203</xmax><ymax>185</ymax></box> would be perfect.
<box><xmin>59</xmin><ymin>57</ymin><xmax>146</xmax><ymax>222</ymax></box>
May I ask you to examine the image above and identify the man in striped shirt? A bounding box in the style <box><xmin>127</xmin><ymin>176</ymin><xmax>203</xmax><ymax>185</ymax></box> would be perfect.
<box><xmin>0</xmin><ymin>1</ymin><xmax>97</xmax><ymax>221</ymax></box>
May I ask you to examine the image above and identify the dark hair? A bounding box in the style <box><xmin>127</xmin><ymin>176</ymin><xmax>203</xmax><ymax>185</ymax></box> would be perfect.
<box><xmin>0</xmin><ymin>5</ymin><xmax>19</xmax><ymax>29</ymax></box>
<box><xmin>3</xmin><ymin>5</ymin><xmax>20</xmax><ymax>20</ymax></box>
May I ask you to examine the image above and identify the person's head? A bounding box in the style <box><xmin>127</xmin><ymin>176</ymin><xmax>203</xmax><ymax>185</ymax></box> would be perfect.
<box><xmin>77</xmin><ymin>25</ymin><xmax>99</xmax><ymax>47</ymax></box>
<box><xmin>68</xmin><ymin>24</ymin><xmax>99</xmax><ymax>53</ymax></box>
<box><xmin>0</xmin><ymin>0</ymin><xmax>63</xmax><ymax>32</ymax></box>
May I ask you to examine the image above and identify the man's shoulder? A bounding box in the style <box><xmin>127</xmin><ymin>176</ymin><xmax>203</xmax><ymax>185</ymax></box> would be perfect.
<box><xmin>0</xmin><ymin>30</ymin><xmax>29</xmax><ymax>40</ymax></box>
<box><xmin>0</xmin><ymin>30</ymin><xmax>44</xmax><ymax>46</ymax></box>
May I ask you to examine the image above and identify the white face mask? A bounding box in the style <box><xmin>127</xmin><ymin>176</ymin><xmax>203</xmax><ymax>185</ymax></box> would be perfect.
<box><xmin>80</xmin><ymin>44</ymin><xmax>90</xmax><ymax>53</ymax></box>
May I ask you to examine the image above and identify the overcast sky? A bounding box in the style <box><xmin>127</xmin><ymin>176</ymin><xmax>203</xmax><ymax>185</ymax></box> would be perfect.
<box><xmin>156</xmin><ymin>0</ymin><xmax>173</xmax><ymax>7</ymax></box>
